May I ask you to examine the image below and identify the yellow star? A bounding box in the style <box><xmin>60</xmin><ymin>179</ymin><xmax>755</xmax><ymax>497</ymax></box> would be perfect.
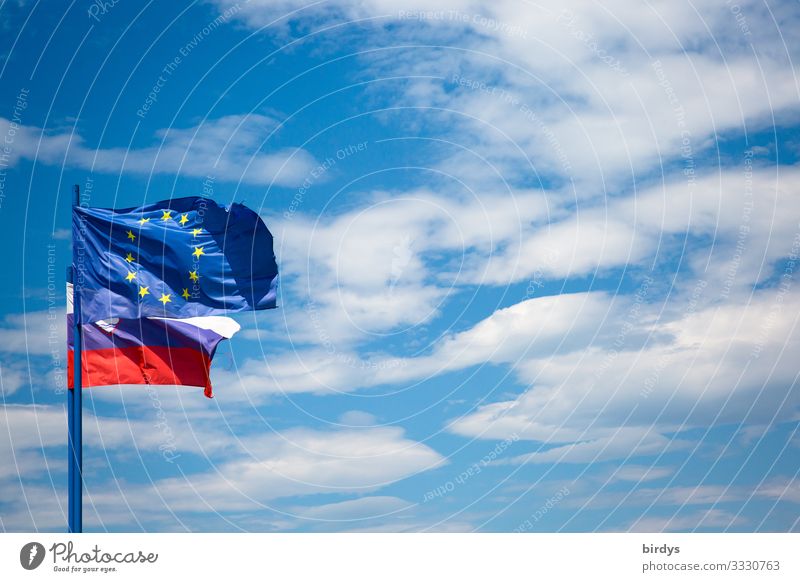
<box><xmin>125</xmin><ymin>252</ymin><xmax>135</xmax><ymax>263</ymax></box>
<box><xmin>191</xmin><ymin>228</ymin><xmax>203</xmax><ymax>238</ymax></box>
<box><xmin>126</xmin><ymin>230</ymin><xmax>136</xmax><ymax>241</ymax></box>
<box><xmin>138</xmin><ymin>217</ymin><xmax>150</xmax><ymax>225</ymax></box>
<box><xmin>188</xmin><ymin>270</ymin><xmax>200</xmax><ymax>283</ymax></box>
<box><xmin>192</xmin><ymin>246</ymin><xmax>205</xmax><ymax>258</ymax></box>
<box><xmin>159</xmin><ymin>293</ymin><xmax>172</xmax><ymax>305</ymax></box>
<box><xmin>161</xmin><ymin>210</ymin><xmax>172</xmax><ymax>221</ymax></box>
<box><xmin>181</xmin><ymin>288</ymin><xmax>191</xmax><ymax>300</ymax></box>
<box><xmin>138</xmin><ymin>286</ymin><xmax>149</xmax><ymax>298</ymax></box>
<box><xmin>125</xmin><ymin>271</ymin><xmax>136</xmax><ymax>283</ymax></box>
<box><xmin>179</xmin><ymin>213</ymin><xmax>189</xmax><ymax>225</ymax></box>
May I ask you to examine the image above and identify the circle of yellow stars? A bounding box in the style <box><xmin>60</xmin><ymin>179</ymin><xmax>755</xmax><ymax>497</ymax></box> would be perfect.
<box><xmin>122</xmin><ymin>209</ymin><xmax>206</xmax><ymax>306</ymax></box>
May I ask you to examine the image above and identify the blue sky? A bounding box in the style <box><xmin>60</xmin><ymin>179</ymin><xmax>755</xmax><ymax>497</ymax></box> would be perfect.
<box><xmin>1</xmin><ymin>0</ymin><xmax>799</xmax><ymax>532</ymax></box>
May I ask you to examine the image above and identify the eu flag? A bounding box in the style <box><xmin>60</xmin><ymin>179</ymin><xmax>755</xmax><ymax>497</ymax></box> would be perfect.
<box><xmin>73</xmin><ymin>196</ymin><xmax>278</xmax><ymax>324</ymax></box>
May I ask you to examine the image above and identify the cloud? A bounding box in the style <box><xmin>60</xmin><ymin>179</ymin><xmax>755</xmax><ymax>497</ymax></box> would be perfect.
<box><xmin>5</xmin><ymin>0</ymin><xmax>798</xmax><ymax>533</ymax></box>
<box><xmin>507</xmin><ymin>429</ymin><xmax>690</xmax><ymax>465</ymax></box>
<box><xmin>207</xmin><ymin>0</ymin><xmax>800</xmax><ymax>301</ymax></box>
<box><xmin>0</xmin><ymin>310</ymin><xmax>64</xmax><ymax>357</ymax></box>
<box><xmin>0</xmin><ymin>482</ymin><xmax>67</xmax><ymax>531</ymax></box>
<box><xmin>448</xmin><ymin>284</ymin><xmax>800</xmax><ymax>447</ymax></box>
<box><xmin>755</xmin><ymin>477</ymin><xmax>800</xmax><ymax>504</ymax></box>
<box><xmin>471</xmin><ymin>165</ymin><xmax>800</xmax><ymax>287</ymax></box>
<box><xmin>1</xmin><ymin>401</ymin><xmax>444</xmax><ymax>529</ymax></box>
<box><xmin>216</xmin><ymin>9</ymin><xmax>800</xmax><ymax>421</ymax></box>
<box><xmin>338</xmin><ymin>410</ymin><xmax>378</xmax><ymax>426</ymax></box>
<box><xmin>0</xmin><ymin>114</ymin><xmax>318</xmax><ymax>186</ymax></box>
<box><xmin>82</xmin><ymin>425</ymin><xmax>444</xmax><ymax>517</ymax></box>
<box><xmin>259</xmin><ymin>160</ymin><xmax>800</xmax><ymax>372</ymax></box>
<box><xmin>0</xmin><ymin>402</ymin><xmax>235</xmax><ymax>478</ymax></box>
<box><xmin>609</xmin><ymin>465</ymin><xmax>673</xmax><ymax>483</ymax></box>
<box><xmin>430</xmin><ymin>291</ymin><xmax>619</xmax><ymax>368</ymax></box>
<box><xmin>289</xmin><ymin>495</ymin><xmax>412</xmax><ymax>521</ymax></box>
<box><xmin>212</xmin><ymin>0</ymin><xmax>800</xmax><ymax>189</ymax></box>
<box><xmin>628</xmin><ymin>509</ymin><xmax>746</xmax><ymax>532</ymax></box>
<box><xmin>274</xmin><ymin>187</ymin><xmax>551</xmax><ymax>344</ymax></box>
<box><xmin>0</xmin><ymin>363</ymin><xmax>28</xmax><ymax>396</ymax></box>
<box><xmin>0</xmin><ymin>405</ymin><xmax>66</xmax><ymax>467</ymax></box>
<box><xmin>209</xmin><ymin>290</ymin><xmax>620</xmax><ymax>398</ymax></box>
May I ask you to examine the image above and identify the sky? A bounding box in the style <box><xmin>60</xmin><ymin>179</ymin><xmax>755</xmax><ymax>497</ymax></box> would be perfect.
<box><xmin>0</xmin><ymin>0</ymin><xmax>799</xmax><ymax>533</ymax></box>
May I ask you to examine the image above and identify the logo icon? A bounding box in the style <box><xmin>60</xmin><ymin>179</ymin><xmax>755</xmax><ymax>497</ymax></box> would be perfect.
<box><xmin>20</xmin><ymin>542</ymin><xmax>46</xmax><ymax>570</ymax></box>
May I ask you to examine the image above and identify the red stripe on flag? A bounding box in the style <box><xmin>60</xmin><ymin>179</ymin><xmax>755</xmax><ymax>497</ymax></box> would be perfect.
<box><xmin>68</xmin><ymin>346</ymin><xmax>214</xmax><ymax>397</ymax></box>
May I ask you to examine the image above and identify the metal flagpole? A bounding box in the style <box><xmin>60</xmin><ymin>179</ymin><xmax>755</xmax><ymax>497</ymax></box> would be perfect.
<box><xmin>68</xmin><ymin>184</ymin><xmax>83</xmax><ymax>533</ymax></box>
<box><xmin>67</xmin><ymin>260</ymin><xmax>74</xmax><ymax>532</ymax></box>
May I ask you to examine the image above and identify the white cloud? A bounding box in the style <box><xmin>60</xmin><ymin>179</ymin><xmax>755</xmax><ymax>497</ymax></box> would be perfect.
<box><xmin>0</xmin><ymin>363</ymin><xmax>27</xmax><ymax>396</ymax></box>
<box><xmin>0</xmin><ymin>402</ymin><xmax>235</xmax><ymax>476</ymax></box>
<box><xmin>755</xmin><ymin>477</ymin><xmax>800</xmax><ymax>504</ymax></box>
<box><xmin>82</xmin><ymin>426</ymin><xmax>444</xmax><ymax>516</ymax></box>
<box><xmin>609</xmin><ymin>465</ymin><xmax>673</xmax><ymax>483</ymax></box>
<box><xmin>1</xmin><ymin>403</ymin><xmax>444</xmax><ymax>528</ymax></box>
<box><xmin>0</xmin><ymin>310</ymin><xmax>64</xmax><ymax>356</ymax></box>
<box><xmin>274</xmin><ymin>188</ymin><xmax>550</xmax><ymax>344</ymax></box>
<box><xmin>628</xmin><ymin>509</ymin><xmax>746</xmax><ymax>532</ymax></box>
<box><xmin>338</xmin><ymin>410</ymin><xmax>378</xmax><ymax>426</ymax></box>
<box><xmin>209</xmin><ymin>291</ymin><xmax>621</xmax><ymax>398</ymax></box>
<box><xmin>212</xmin><ymin>0</ymin><xmax>800</xmax><ymax>191</ymax></box>
<box><xmin>215</xmin><ymin>0</ymin><xmax>800</xmax><ymax>401</ymax></box>
<box><xmin>0</xmin><ymin>405</ymin><xmax>66</xmax><ymax>465</ymax></box>
<box><xmin>0</xmin><ymin>482</ymin><xmax>67</xmax><ymax>531</ymax></box>
<box><xmin>260</xmin><ymin>161</ymin><xmax>800</xmax><ymax>371</ymax></box>
<box><xmin>473</xmin><ymin>165</ymin><xmax>800</xmax><ymax>286</ymax></box>
<box><xmin>289</xmin><ymin>495</ymin><xmax>411</xmax><ymax>520</ymax></box>
<box><xmin>448</xmin><ymin>284</ymin><xmax>800</xmax><ymax>458</ymax></box>
<box><xmin>0</xmin><ymin>114</ymin><xmax>318</xmax><ymax>186</ymax></box>
<box><xmin>507</xmin><ymin>429</ymin><xmax>690</xmax><ymax>464</ymax></box>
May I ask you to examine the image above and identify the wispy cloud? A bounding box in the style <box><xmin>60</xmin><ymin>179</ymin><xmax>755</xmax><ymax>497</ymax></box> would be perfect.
<box><xmin>0</xmin><ymin>114</ymin><xmax>318</xmax><ymax>186</ymax></box>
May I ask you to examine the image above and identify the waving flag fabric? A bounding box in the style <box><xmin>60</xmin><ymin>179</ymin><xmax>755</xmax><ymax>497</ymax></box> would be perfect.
<box><xmin>67</xmin><ymin>284</ymin><xmax>239</xmax><ymax>397</ymax></box>
<box><xmin>73</xmin><ymin>196</ymin><xmax>278</xmax><ymax>324</ymax></box>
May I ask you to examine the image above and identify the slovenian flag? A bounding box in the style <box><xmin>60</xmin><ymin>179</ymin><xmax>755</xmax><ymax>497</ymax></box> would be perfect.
<box><xmin>67</xmin><ymin>284</ymin><xmax>239</xmax><ymax>398</ymax></box>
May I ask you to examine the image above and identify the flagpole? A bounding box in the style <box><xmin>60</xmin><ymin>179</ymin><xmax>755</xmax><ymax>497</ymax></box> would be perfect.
<box><xmin>67</xmin><ymin>260</ymin><xmax>74</xmax><ymax>532</ymax></box>
<box><xmin>68</xmin><ymin>184</ymin><xmax>83</xmax><ymax>533</ymax></box>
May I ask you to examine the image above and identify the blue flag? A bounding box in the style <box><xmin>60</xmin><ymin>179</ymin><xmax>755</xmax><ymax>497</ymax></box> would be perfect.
<box><xmin>73</xmin><ymin>196</ymin><xmax>278</xmax><ymax>324</ymax></box>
